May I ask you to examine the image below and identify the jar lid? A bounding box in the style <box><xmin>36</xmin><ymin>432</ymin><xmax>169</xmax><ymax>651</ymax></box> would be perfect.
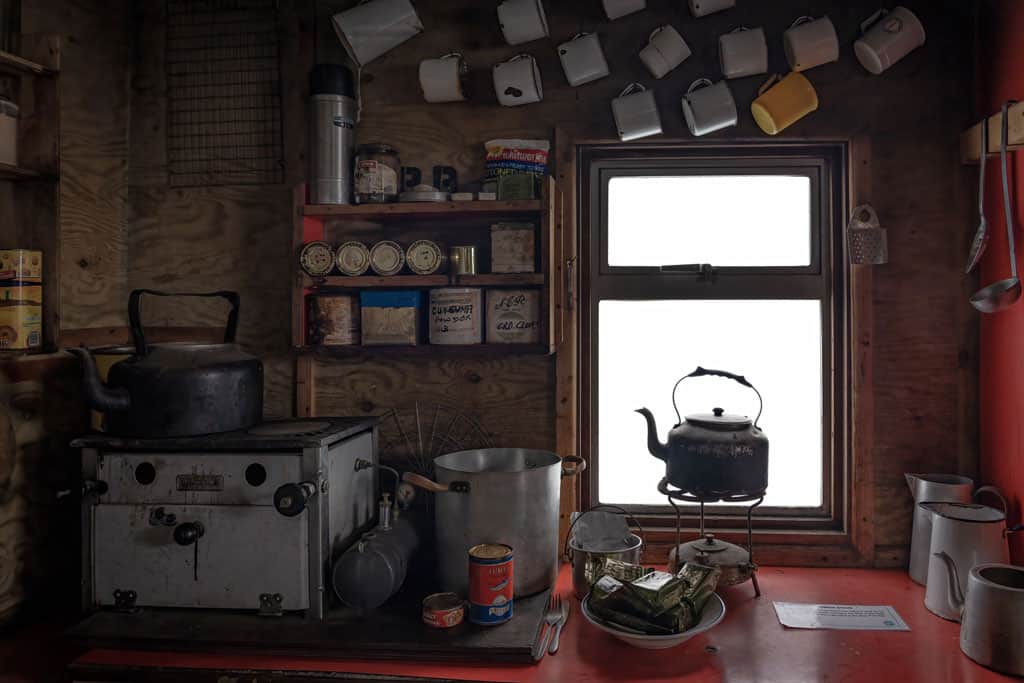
<box><xmin>358</xmin><ymin>143</ymin><xmax>398</xmax><ymax>155</ymax></box>
<box><xmin>685</xmin><ymin>407</ymin><xmax>752</xmax><ymax>431</ymax></box>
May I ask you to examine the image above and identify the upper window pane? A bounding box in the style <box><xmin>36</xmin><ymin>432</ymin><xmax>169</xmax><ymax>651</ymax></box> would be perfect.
<box><xmin>607</xmin><ymin>175</ymin><xmax>812</xmax><ymax>267</ymax></box>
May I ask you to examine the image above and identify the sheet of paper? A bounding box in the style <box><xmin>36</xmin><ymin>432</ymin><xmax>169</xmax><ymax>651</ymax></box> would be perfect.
<box><xmin>773</xmin><ymin>602</ymin><xmax>910</xmax><ymax>631</ymax></box>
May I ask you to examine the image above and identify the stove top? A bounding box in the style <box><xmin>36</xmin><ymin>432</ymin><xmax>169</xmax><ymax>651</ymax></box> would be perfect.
<box><xmin>71</xmin><ymin>417</ymin><xmax>378</xmax><ymax>452</ymax></box>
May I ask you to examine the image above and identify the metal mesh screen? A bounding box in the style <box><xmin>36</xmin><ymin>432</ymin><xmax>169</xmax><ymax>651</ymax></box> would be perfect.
<box><xmin>165</xmin><ymin>0</ymin><xmax>283</xmax><ymax>187</ymax></box>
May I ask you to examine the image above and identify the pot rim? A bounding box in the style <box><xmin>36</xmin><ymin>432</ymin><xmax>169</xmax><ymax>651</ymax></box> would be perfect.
<box><xmin>434</xmin><ymin>448</ymin><xmax>562</xmax><ymax>474</ymax></box>
<box><xmin>569</xmin><ymin>531</ymin><xmax>643</xmax><ymax>554</ymax></box>
<box><xmin>971</xmin><ymin>563</ymin><xmax>1024</xmax><ymax>592</ymax></box>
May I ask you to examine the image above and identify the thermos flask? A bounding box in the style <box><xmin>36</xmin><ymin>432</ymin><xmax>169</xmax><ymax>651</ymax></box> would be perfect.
<box><xmin>309</xmin><ymin>64</ymin><xmax>356</xmax><ymax>205</ymax></box>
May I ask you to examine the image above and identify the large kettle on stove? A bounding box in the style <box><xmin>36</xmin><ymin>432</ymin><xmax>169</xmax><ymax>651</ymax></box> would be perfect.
<box><xmin>69</xmin><ymin>290</ymin><xmax>263</xmax><ymax>438</ymax></box>
<box><xmin>636</xmin><ymin>367</ymin><xmax>768</xmax><ymax>502</ymax></box>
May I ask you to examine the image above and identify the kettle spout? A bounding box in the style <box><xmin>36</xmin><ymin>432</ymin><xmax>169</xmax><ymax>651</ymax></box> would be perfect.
<box><xmin>933</xmin><ymin>551</ymin><xmax>966</xmax><ymax>617</ymax></box>
<box><xmin>67</xmin><ymin>348</ymin><xmax>131</xmax><ymax>413</ymax></box>
<box><xmin>635</xmin><ymin>408</ymin><xmax>668</xmax><ymax>461</ymax></box>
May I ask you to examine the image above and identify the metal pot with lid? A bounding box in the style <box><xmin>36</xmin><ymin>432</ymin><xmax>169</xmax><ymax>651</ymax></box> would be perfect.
<box><xmin>636</xmin><ymin>367</ymin><xmax>768</xmax><ymax>501</ymax></box>
<box><xmin>669</xmin><ymin>532</ymin><xmax>760</xmax><ymax>596</ymax></box>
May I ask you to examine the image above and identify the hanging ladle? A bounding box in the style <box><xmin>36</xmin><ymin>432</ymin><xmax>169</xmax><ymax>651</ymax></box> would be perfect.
<box><xmin>965</xmin><ymin>116</ymin><xmax>989</xmax><ymax>273</ymax></box>
<box><xmin>971</xmin><ymin>100</ymin><xmax>1021</xmax><ymax>313</ymax></box>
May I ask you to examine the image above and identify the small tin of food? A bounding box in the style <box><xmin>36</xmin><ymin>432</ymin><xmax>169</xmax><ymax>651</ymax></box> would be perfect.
<box><xmin>307</xmin><ymin>294</ymin><xmax>360</xmax><ymax>345</ymax></box>
<box><xmin>369</xmin><ymin>240</ymin><xmax>406</xmax><ymax>276</ymax></box>
<box><xmin>0</xmin><ymin>284</ymin><xmax>42</xmax><ymax>350</ymax></box>
<box><xmin>490</xmin><ymin>223</ymin><xmax>536</xmax><ymax>273</ymax></box>
<box><xmin>336</xmin><ymin>241</ymin><xmax>371</xmax><ymax>276</ymax></box>
<box><xmin>422</xmin><ymin>592</ymin><xmax>465</xmax><ymax>629</ymax></box>
<box><xmin>406</xmin><ymin>239</ymin><xmax>444</xmax><ymax>275</ymax></box>
<box><xmin>300</xmin><ymin>241</ymin><xmax>336</xmax><ymax>277</ymax></box>
<box><xmin>448</xmin><ymin>245</ymin><xmax>477</xmax><ymax>275</ymax></box>
<box><xmin>468</xmin><ymin>543</ymin><xmax>514</xmax><ymax>626</ymax></box>
<box><xmin>486</xmin><ymin>289</ymin><xmax>541</xmax><ymax>344</ymax></box>
<box><xmin>429</xmin><ymin>288</ymin><xmax>482</xmax><ymax>345</ymax></box>
<box><xmin>0</xmin><ymin>250</ymin><xmax>42</xmax><ymax>282</ymax></box>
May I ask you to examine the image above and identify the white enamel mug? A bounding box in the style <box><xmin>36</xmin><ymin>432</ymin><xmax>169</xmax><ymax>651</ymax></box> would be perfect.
<box><xmin>558</xmin><ymin>33</ymin><xmax>610</xmax><ymax>87</ymax></box>
<box><xmin>688</xmin><ymin>0</ymin><xmax>735</xmax><ymax>18</ymax></box>
<box><xmin>493</xmin><ymin>54</ymin><xmax>543</xmax><ymax>107</ymax></box>
<box><xmin>612</xmin><ymin>83</ymin><xmax>662</xmax><ymax>142</ymax></box>
<box><xmin>854</xmin><ymin>7</ymin><xmax>926</xmax><ymax>75</ymax></box>
<box><xmin>419</xmin><ymin>53</ymin><xmax>467</xmax><ymax>103</ymax></box>
<box><xmin>719</xmin><ymin>27</ymin><xmax>768</xmax><ymax>80</ymax></box>
<box><xmin>332</xmin><ymin>0</ymin><xmax>423</xmax><ymax>67</ymax></box>
<box><xmin>784</xmin><ymin>16</ymin><xmax>840</xmax><ymax>72</ymax></box>
<box><xmin>603</xmin><ymin>0</ymin><xmax>645</xmax><ymax>20</ymax></box>
<box><xmin>681</xmin><ymin>78</ymin><xmax>737</xmax><ymax>137</ymax></box>
<box><xmin>497</xmin><ymin>0</ymin><xmax>549</xmax><ymax>46</ymax></box>
<box><xmin>639</xmin><ymin>25</ymin><xmax>691</xmax><ymax>80</ymax></box>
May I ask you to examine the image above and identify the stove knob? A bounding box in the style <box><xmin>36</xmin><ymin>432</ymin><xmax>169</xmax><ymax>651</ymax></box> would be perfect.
<box><xmin>173</xmin><ymin>521</ymin><xmax>205</xmax><ymax>546</ymax></box>
<box><xmin>274</xmin><ymin>481</ymin><xmax>318</xmax><ymax>517</ymax></box>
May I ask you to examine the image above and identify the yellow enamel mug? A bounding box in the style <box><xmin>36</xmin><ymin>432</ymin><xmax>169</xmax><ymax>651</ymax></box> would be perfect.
<box><xmin>751</xmin><ymin>72</ymin><xmax>818</xmax><ymax>135</ymax></box>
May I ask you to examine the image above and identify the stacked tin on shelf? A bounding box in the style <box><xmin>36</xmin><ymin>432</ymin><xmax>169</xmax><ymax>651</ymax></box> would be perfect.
<box><xmin>0</xmin><ymin>249</ymin><xmax>42</xmax><ymax>351</ymax></box>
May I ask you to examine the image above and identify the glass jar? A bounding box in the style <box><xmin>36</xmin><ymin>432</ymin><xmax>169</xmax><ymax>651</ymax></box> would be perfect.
<box><xmin>354</xmin><ymin>143</ymin><xmax>400</xmax><ymax>204</ymax></box>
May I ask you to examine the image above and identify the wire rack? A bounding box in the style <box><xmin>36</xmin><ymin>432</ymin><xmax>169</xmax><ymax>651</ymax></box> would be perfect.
<box><xmin>165</xmin><ymin>0</ymin><xmax>284</xmax><ymax>187</ymax></box>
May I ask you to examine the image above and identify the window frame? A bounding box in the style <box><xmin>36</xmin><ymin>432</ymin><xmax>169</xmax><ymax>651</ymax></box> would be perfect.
<box><xmin>580</xmin><ymin>141</ymin><xmax>850</xmax><ymax>537</ymax></box>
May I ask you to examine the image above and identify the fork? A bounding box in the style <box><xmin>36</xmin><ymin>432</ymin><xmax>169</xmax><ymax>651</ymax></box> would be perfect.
<box><xmin>535</xmin><ymin>593</ymin><xmax>562</xmax><ymax>661</ymax></box>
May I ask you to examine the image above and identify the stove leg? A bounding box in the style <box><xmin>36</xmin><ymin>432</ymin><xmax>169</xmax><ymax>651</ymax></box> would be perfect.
<box><xmin>751</xmin><ymin>572</ymin><xmax>762</xmax><ymax>598</ymax></box>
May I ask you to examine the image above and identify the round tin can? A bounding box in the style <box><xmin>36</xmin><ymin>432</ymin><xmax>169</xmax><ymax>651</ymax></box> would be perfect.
<box><xmin>336</xmin><ymin>241</ymin><xmax>371</xmax><ymax>276</ymax></box>
<box><xmin>429</xmin><ymin>288</ymin><xmax>482</xmax><ymax>345</ymax></box>
<box><xmin>300</xmin><ymin>241</ymin><xmax>336</xmax><ymax>277</ymax></box>
<box><xmin>468</xmin><ymin>543</ymin><xmax>514</xmax><ymax>626</ymax></box>
<box><xmin>422</xmin><ymin>592</ymin><xmax>465</xmax><ymax>628</ymax></box>
<box><xmin>448</xmin><ymin>245</ymin><xmax>477</xmax><ymax>275</ymax></box>
<box><xmin>369</xmin><ymin>240</ymin><xmax>406</xmax><ymax>276</ymax></box>
<box><xmin>406</xmin><ymin>240</ymin><xmax>444</xmax><ymax>275</ymax></box>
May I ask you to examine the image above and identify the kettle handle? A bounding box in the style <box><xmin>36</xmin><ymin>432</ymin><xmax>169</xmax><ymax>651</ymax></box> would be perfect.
<box><xmin>671</xmin><ymin>367</ymin><xmax>764</xmax><ymax>428</ymax></box>
<box><xmin>129</xmin><ymin>289</ymin><xmax>241</xmax><ymax>355</ymax></box>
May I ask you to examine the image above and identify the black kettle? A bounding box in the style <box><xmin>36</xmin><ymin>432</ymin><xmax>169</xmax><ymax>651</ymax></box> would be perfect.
<box><xmin>636</xmin><ymin>367</ymin><xmax>768</xmax><ymax>502</ymax></box>
<box><xmin>69</xmin><ymin>290</ymin><xmax>263</xmax><ymax>438</ymax></box>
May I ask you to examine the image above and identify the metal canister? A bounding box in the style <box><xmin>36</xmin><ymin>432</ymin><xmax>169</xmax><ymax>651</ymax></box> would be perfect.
<box><xmin>468</xmin><ymin>543</ymin><xmax>514</xmax><ymax>626</ymax></box>
<box><xmin>309</xmin><ymin>64</ymin><xmax>356</xmax><ymax>205</ymax></box>
<box><xmin>355</xmin><ymin>144</ymin><xmax>401</xmax><ymax>204</ymax></box>
<box><xmin>0</xmin><ymin>283</ymin><xmax>41</xmax><ymax>350</ymax></box>
<box><xmin>429</xmin><ymin>288</ymin><xmax>482</xmax><ymax>345</ymax></box>
<box><xmin>422</xmin><ymin>592</ymin><xmax>465</xmax><ymax>628</ymax></box>
<box><xmin>448</xmin><ymin>245</ymin><xmax>477</xmax><ymax>275</ymax></box>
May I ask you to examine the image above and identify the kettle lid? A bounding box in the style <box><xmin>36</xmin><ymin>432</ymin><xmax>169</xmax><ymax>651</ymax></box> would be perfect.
<box><xmin>685</xmin><ymin>407</ymin><xmax>752</xmax><ymax>431</ymax></box>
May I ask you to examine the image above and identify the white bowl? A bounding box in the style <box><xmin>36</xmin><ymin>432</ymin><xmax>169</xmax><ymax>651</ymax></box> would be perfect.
<box><xmin>581</xmin><ymin>593</ymin><xmax>726</xmax><ymax>649</ymax></box>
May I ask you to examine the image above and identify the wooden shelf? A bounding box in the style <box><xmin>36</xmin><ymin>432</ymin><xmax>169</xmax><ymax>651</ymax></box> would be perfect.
<box><xmin>302</xmin><ymin>199</ymin><xmax>543</xmax><ymax>219</ymax></box>
<box><xmin>0</xmin><ymin>163</ymin><xmax>41</xmax><ymax>181</ymax></box>
<box><xmin>305</xmin><ymin>273</ymin><xmax>544</xmax><ymax>289</ymax></box>
<box><xmin>961</xmin><ymin>101</ymin><xmax>1024</xmax><ymax>163</ymax></box>
<box><xmin>0</xmin><ymin>48</ymin><xmax>56</xmax><ymax>78</ymax></box>
<box><xmin>300</xmin><ymin>343</ymin><xmax>552</xmax><ymax>358</ymax></box>
<box><xmin>456</xmin><ymin>273</ymin><xmax>544</xmax><ymax>286</ymax></box>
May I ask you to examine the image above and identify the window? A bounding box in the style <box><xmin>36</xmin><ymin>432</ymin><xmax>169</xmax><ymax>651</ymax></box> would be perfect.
<box><xmin>583</xmin><ymin>144</ymin><xmax>847</xmax><ymax>528</ymax></box>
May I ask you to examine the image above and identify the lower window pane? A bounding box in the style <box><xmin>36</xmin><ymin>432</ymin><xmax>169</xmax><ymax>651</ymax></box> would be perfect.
<box><xmin>597</xmin><ymin>300</ymin><xmax>824</xmax><ymax>508</ymax></box>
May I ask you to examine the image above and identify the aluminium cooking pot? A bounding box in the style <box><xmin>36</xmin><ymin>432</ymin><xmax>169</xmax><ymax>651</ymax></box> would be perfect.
<box><xmin>636</xmin><ymin>367</ymin><xmax>768</xmax><ymax>501</ymax></box>
<box><xmin>69</xmin><ymin>289</ymin><xmax>263</xmax><ymax>438</ymax></box>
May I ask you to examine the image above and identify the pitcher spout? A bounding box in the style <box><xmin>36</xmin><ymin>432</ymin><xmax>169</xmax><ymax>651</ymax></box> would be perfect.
<box><xmin>933</xmin><ymin>551</ymin><xmax>966</xmax><ymax>618</ymax></box>
<box><xmin>635</xmin><ymin>408</ymin><xmax>668</xmax><ymax>461</ymax></box>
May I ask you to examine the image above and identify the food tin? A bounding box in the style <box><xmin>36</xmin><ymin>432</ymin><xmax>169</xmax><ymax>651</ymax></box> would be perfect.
<box><xmin>449</xmin><ymin>245</ymin><xmax>477</xmax><ymax>275</ymax></box>
<box><xmin>0</xmin><ymin>249</ymin><xmax>42</xmax><ymax>282</ymax></box>
<box><xmin>307</xmin><ymin>294</ymin><xmax>360</xmax><ymax>346</ymax></box>
<box><xmin>468</xmin><ymin>543</ymin><xmax>514</xmax><ymax>625</ymax></box>
<box><xmin>355</xmin><ymin>143</ymin><xmax>400</xmax><ymax>204</ymax></box>
<box><xmin>0</xmin><ymin>284</ymin><xmax>42</xmax><ymax>350</ymax></box>
<box><xmin>360</xmin><ymin>290</ymin><xmax>421</xmax><ymax>345</ymax></box>
<box><xmin>369</xmin><ymin>240</ymin><xmax>406</xmax><ymax>276</ymax></box>
<box><xmin>486</xmin><ymin>289</ymin><xmax>541</xmax><ymax>344</ymax></box>
<box><xmin>429</xmin><ymin>288</ymin><xmax>482</xmax><ymax>345</ymax></box>
<box><xmin>300</xmin><ymin>241</ymin><xmax>336</xmax><ymax>277</ymax></box>
<box><xmin>422</xmin><ymin>592</ymin><xmax>465</xmax><ymax>629</ymax></box>
<box><xmin>490</xmin><ymin>223</ymin><xmax>536</xmax><ymax>273</ymax></box>
<box><xmin>336</xmin><ymin>241</ymin><xmax>371</xmax><ymax>276</ymax></box>
<box><xmin>406</xmin><ymin>239</ymin><xmax>444</xmax><ymax>275</ymax></box>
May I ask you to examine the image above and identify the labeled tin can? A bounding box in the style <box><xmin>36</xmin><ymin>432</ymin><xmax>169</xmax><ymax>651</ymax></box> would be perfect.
<box><xmin>0</xmin><ymin>249</ymin><xmax>41</xmax><ymax>282</ymax></box>
<box><xmin>490</xmin><ymin>223</ymin><xmax>536</xmax><ymax>273</ymax></box>
<box><xmin>354</xmin><ymin>143</ymin><xmax>400</xmax><ymax>204</ymax></box>
<box><xmin>429</xmin><ymin>288</ymin><xmax>482</xmax><ymax>345</ymax></box>
<box><xmin>422</xmin><ymin>592</ymin><xmax>465</xmax><ymax>628</ymax></box>
<box><xmin>486</xmin><ymin>289</ymin><xmax>541</xmax><ymax>344</ymax></box>
<box><xmin>406</xmin><ymin>240</ymin><xmax>444</xmax><ymax>275</ymax></box>
<box><xmin>300</xmin><ymin>241</ymin><xmax>336</xmax><ymax>277</ymax></box>
<box><xmin>336</xmin><ymin>241</ymin><xmax>371</xmax><ymax>276</ymax></box>
<box><xmin>0</xmin><ymin>284</ymin><xmax>42</xmax><ymax>350</ymax></box>
<box><xmin>307</xmin><ymin>294</ymin><xmax>360</xmax><ymax>346</ymax></box>
<box><xmin>369</xmin><ymin>240</ymin><xmax>406</xmax><ymax>276</ymax></box>
<box><xmin>468</xmin><ymin>543</ymin><xmax>514</xmax><ymax>625</ymax></box>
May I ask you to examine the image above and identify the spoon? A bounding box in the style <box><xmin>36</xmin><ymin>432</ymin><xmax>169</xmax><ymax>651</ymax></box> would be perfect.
<box><xmin>971</xmin><ymin>100</ymin><xmax>1021</xmax><ymax>314</ymax></box>
<box><xmin>965</xmin><ymin>119</ymin><xmax>989</xmax><ymax>273</ymax></box>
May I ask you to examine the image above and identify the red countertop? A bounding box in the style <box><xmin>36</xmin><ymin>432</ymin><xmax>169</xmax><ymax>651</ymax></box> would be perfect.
<box><xmin>68</xmin><ymin>566</ymin><xmax>1016</xmax><ymax>683</ymax></box>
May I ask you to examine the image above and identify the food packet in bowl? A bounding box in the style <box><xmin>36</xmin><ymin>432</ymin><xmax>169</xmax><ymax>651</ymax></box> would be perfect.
<box><xmin>626</xmin><ymin>570</ymin><xmax>685</xmax><ymax>616</ymax></box>
<box><xmin>676</xmin><ymin>562</ymin><xmax>723</xmax><ymax>617</ymax></box>
<box><xmin>586</xmin><ymin>557</ymin><xmax>653</xmax><ymax>585</ymax></box>
<box><xmin>589</xmin><ymin>576</ymin><xmax>676</xmax><ymax>635</ymax></box>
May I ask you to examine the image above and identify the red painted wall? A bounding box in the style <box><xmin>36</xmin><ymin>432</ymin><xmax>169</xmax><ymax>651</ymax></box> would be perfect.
<box><xmin>978</xmin><ymin>0</ymin><xmax>1024</xmax><ymax>562</ymax></box>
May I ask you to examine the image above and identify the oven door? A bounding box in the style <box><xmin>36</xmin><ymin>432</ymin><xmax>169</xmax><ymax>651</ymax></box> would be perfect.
<box><xmin>91</xmin><ymin>504</ymin><xmax>309</xmax><ymax>611</ymax></box>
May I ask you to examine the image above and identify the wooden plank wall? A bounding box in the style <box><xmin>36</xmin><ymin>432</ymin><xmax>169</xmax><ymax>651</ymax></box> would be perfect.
<box><xmin>125</xmin><ymin>0</ymin><xmax>975</xmax><ymax>562</ymax></box>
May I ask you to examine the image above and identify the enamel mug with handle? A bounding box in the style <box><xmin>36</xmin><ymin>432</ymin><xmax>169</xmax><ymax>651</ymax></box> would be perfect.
<box><xmin>493</xmin><ymin>54</ymin><xmax>543</xmax><ymax>107</ymax></box>
<box><xmin>855</xmin><ymin>7</ymin><xmax>926</xmax><ymax>75</ymax></box>
<box><xmin>719</xmin><ymin>27</ymin><xmax>768</xmax><ymax>80</ymax></box>
<box><xmin>689</xmin><ymin>0</ymin><xmax>735</xmax><ymax>18</ymax></box>
<box><xmin>611</xmin><ymin>83</ymin><xmax>662</xmax><ymax>142</ymax></box>
<box><xmin>784</xmin><ymin>16</ymin><xmax>840</xmax><ymax>72</ymax></box>
<box><xmin>639</xmin><ymin>25</ymin><xmax>691</xmax><ymax>80</ymax></box>
<box><xmin>497</xmin><ymin>0</ymin><xmax>549</xmax><ymax>46</ymax></box>
<box><xmin>750</xmin><ymin>72</ymin><xmax>819</xmax><ymax>135</ymax></box>
<box><xmin>331</xmin><ymin>0</ymin><xmax>423</xmax><ymax>67</ymax></box>
<box><xmin>419</xmin><ymin>53</ymin><xmax>468</xmax><ymax>103</ymax></box>
<box><xmin>558</xmin><ymin>33</ymin><xmax>610</xmax><ymax>87</ymax></box>
<box><xmin>603</xmin><ymin>0</ymin><xmax>645</xmax><ymax>20</ymax></box>
<box><xmin>681</xmin><ymin>78</ymin><xmax>737</xmax><ymax>137</ymax></box>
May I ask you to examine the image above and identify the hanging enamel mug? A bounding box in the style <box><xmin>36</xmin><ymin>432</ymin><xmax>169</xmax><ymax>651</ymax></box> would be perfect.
<box><xmin>719</xmin><ymin>27</ymin><xmax>768</xmax><ymax>80</ymax></box>
<box><xmin>639</xmin><ymin>25</ymin><xmax>691</xmax><ymax>80</ymax></box>
<box><xmin>784</xmin><ymin>16</ymin><xmax>840</xmax><ymax>72</ymax></box>
<box><xmin>681</xmin><ymin>78</ymin><xmax>737</xmax><ymax>137</ymax></box>
<box><xmin>751</xmin><ymin>72</ymin><xmax>819</xmax><ymax>136</ymax></box>
<box><xmin>854</xmin><ymin>7</ymin><xmax>926</xmax><ymax>75</ymax></box>
<box><xmin>689</xmin><ymin>0</ymin><xmax>735</xmax><ymax>18</ymax></box>
<box><xmin>419</xmin><ymin>53</ymin><xmax>468</xmax><ymax>103</ymax></box>
<box><xmin>603</xmin><ymin>0</ymin><xmax>645</xmax><ymax>20</ymax></box>
<box><xmin>493</xmin><ymin>54</ymin><xmax>543</xmax><ymax>107</ymax></box>
<box><xmin>611</xmin><ymin>83</ymin><xmax>662</xmax><ymax>142</ymax></box>
<box><xmin>558</xmin><ymin>33</ymin><xmax>610</xmax><ymax>87</ymax></box>
<box><xmin>332</xmin><ymin>0</ymin><xmax>424</xmax><ymax>67</ymax></box>
<box><xmin>497</xmin><ymin>0</ymin><xmax>549</xmax><ymax>46</ymax></box>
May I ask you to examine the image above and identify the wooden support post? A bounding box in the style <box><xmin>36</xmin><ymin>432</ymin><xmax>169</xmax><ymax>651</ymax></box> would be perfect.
<box><xmin>960</xmin><ymin>101</ymin><xmax>1024</xmax><ymax>163</ymax></box>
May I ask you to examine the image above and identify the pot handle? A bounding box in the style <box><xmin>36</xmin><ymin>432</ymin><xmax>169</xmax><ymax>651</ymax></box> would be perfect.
<box><xmin>671</xmin><ymin>366</ymin><xmax>764</xmax><ymax>428</ymax></box>
<box><xmin>563</xmin><ymin>504</ymin><xmax>646</xmax><ymax>562</ymax></box>
<box><xmin>974</xmin><ymin>485</ymin><xmax>1007</xmax><ymax>514</ymax></box>
<box><xmin>129</xmin><ymin>289</ymin><xmax>241</xmax><ymax>356</ymax></box>
<box><xmin>561</xmin><ymin>455</ymin><xmax>587</xmax><ymax>477</ymax></box>
<box><xmin>401</xmin><ymin>471</ymin><xmax>470</xmax><ymax>493</ymax></box>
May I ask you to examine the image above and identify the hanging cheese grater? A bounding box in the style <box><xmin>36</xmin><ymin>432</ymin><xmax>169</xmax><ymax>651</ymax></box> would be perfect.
<box><xmin>847</xmin><ymin>204</ymin><xmax>888</xmax><ymax>265</ymax></box>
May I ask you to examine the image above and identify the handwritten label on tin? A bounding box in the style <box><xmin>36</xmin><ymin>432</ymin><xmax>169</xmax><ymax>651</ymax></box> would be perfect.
<box><xmin>176</xmin><ymin>474</ymin><xmax>224</xmax><ymax>492</ymax></box>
